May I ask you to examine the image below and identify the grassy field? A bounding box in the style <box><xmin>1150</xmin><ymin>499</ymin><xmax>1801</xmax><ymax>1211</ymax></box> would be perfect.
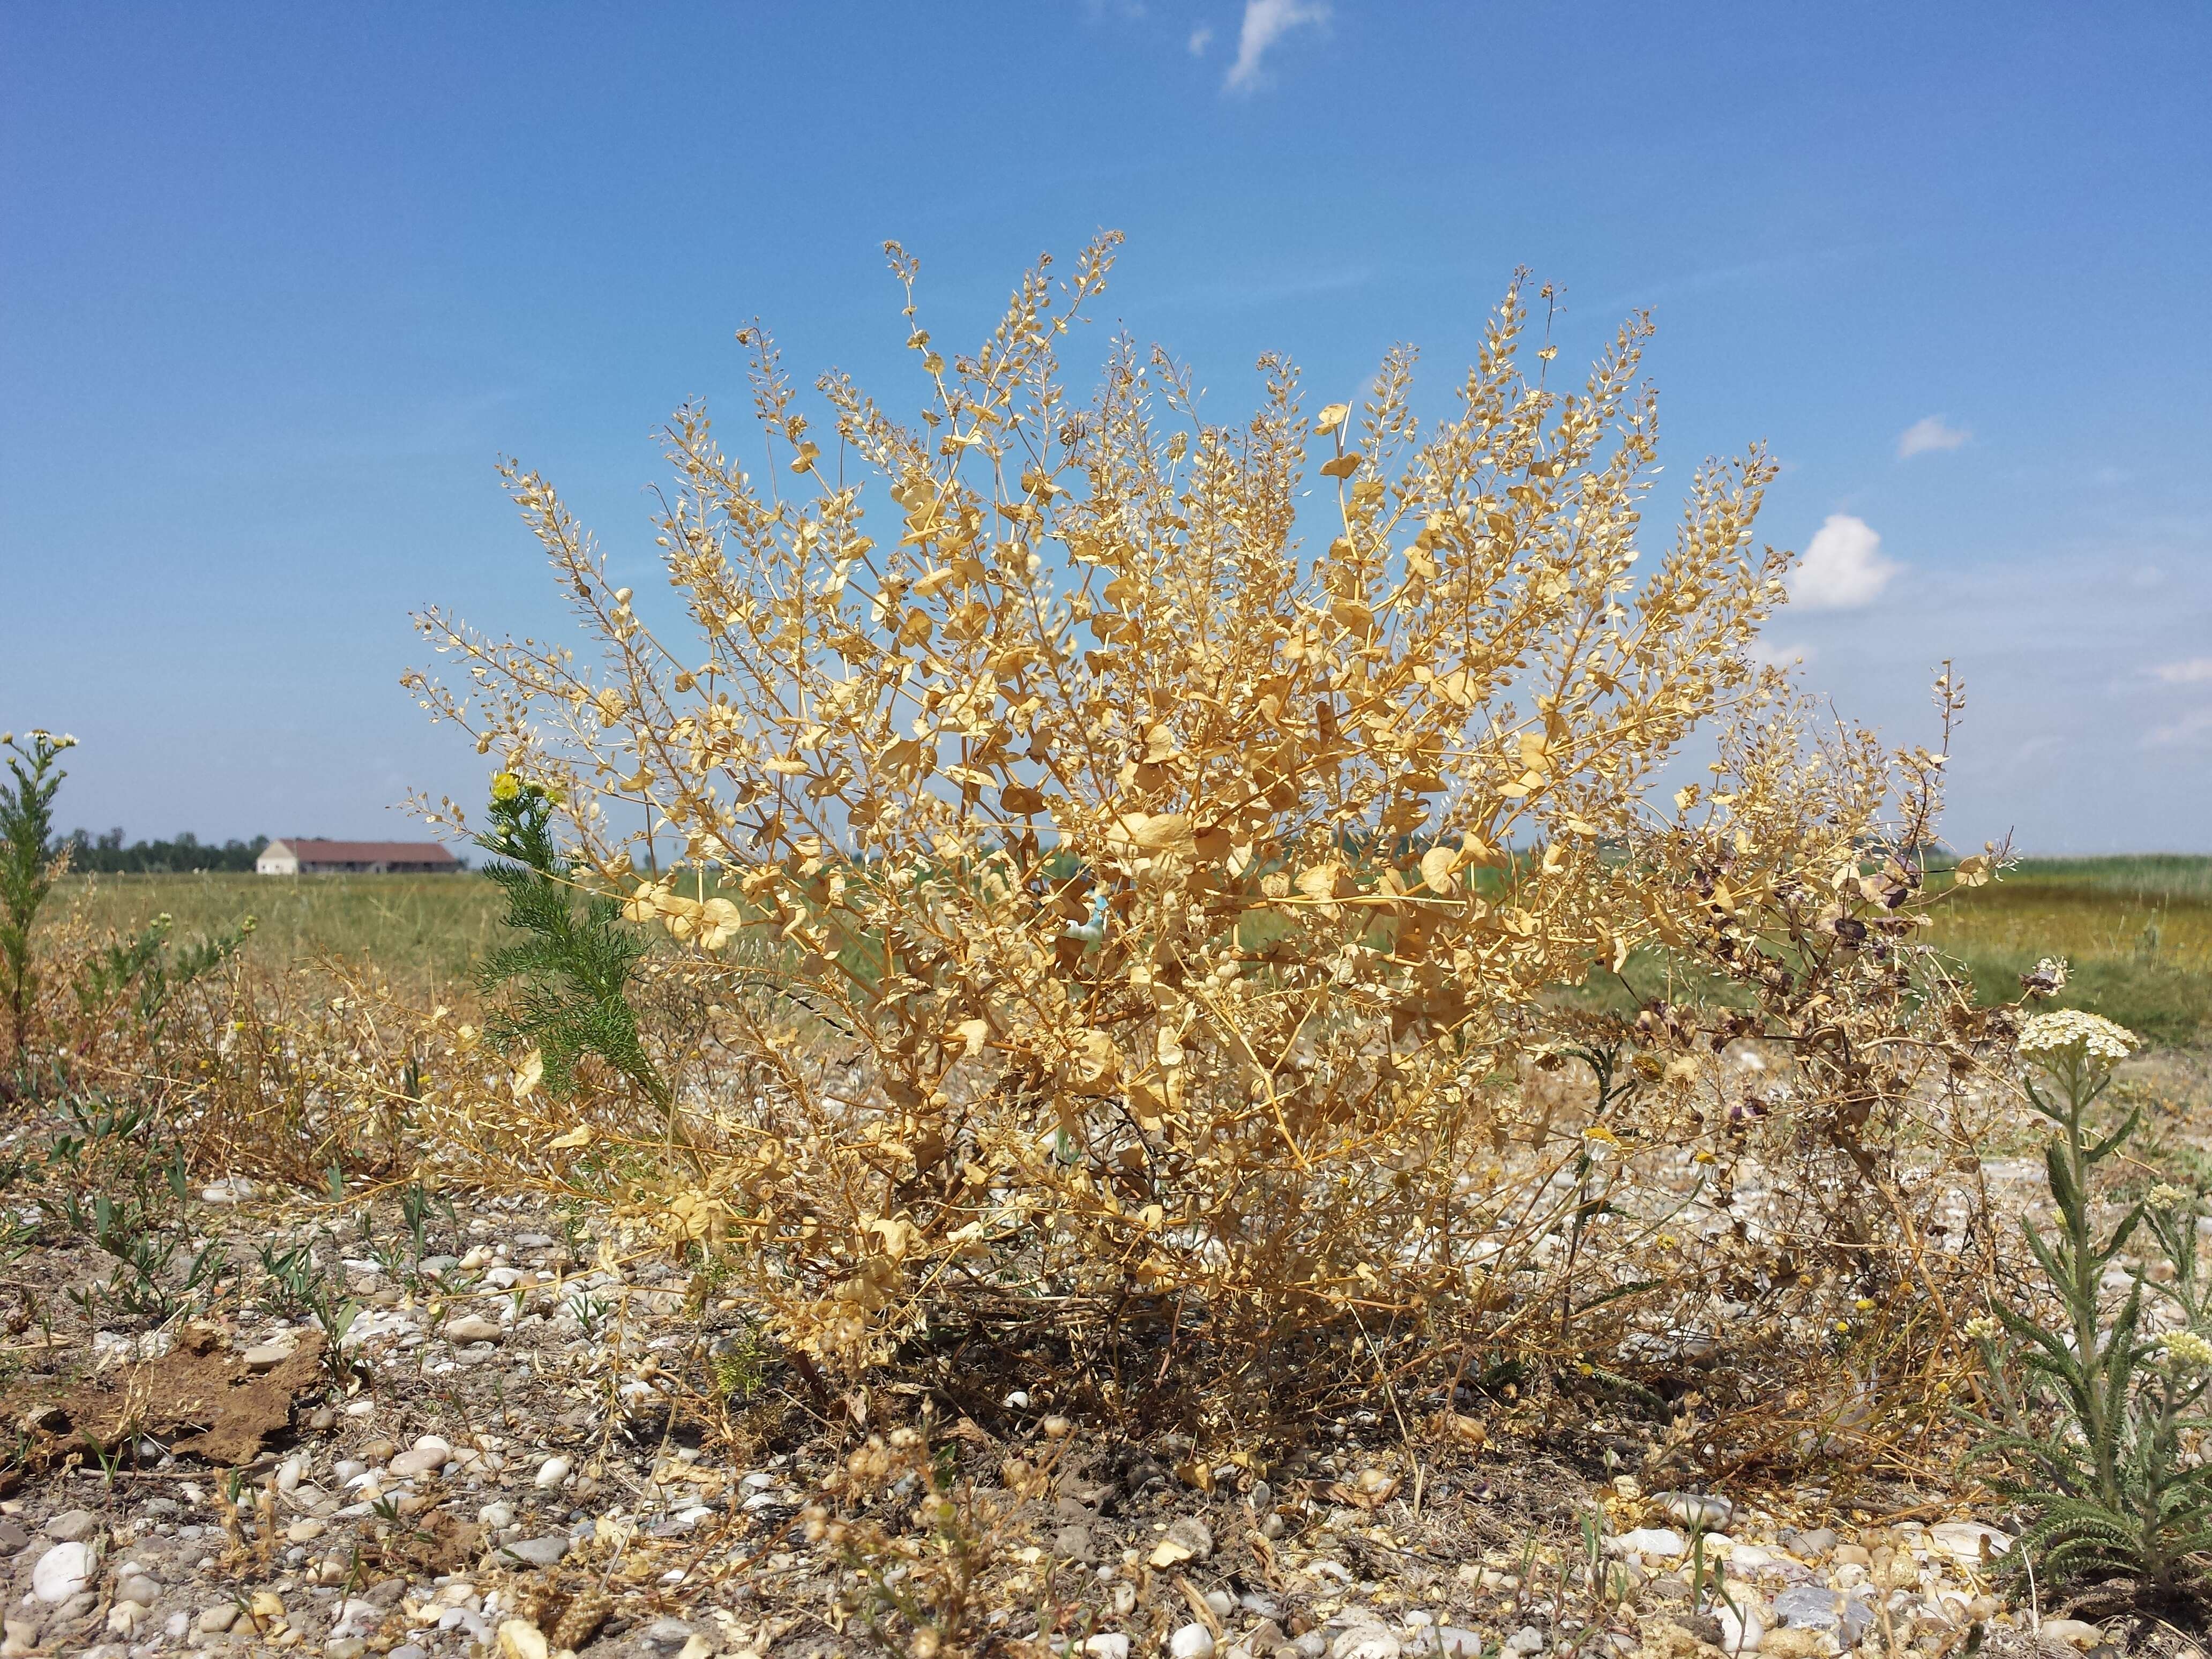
<box><xmin>54</xmin><ymin>855</ymin><xmax>2212</xmax><ymax>1043</ymax></box>
<box><xmin>1927</xmin><ymin>855</ymin><xmax>2212</xmax><ymax>1045</ymax></box>
<box><xmin>56</xmin><ymin>871</ymin><xmax>508</xmax><ymax>996</ymax></box>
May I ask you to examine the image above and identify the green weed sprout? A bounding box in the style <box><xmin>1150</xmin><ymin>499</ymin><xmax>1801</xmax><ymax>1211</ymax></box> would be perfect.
<box><xmin>473</xmin><ymin>773</ymin><xmax>669</xmax><ymax>1120</ymax></box>
<box><xmin>1964</xmin><ymin>1007</ymin><xmax>2212</xmax><ymax>1597</ymax></box>
<box><xmin>1</xmin><ymin>729</ymin><xmax>74</xmax><ymax>1071</ymax></box>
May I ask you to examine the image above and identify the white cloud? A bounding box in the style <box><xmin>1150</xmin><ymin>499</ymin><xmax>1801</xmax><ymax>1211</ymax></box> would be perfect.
<box><xmin>1789</xmin><ymin>514</ymin><xmax>1902</xmax><ymax>611</ymax></box>
<box><xmin>1897</xmin><ymin>415</ymin><xmax>1970</xmax><ymax>459</ymax></box>
<box><xmin>1751</xmin><ymin>639</ymin><xmax>1817</xmax><ymax>669</ymax></box>
<box><xmin>2145</xmin><ymin>708</ymin><xmax>2212</xmax><ymax>750</ymax></box>
<box><xmin>1224</xmin><ymin>0</ymin><xmax>1327</xmax><ymax>91</ymax></box>
<box><xmin>1189</xmin><ymin>23</ymin><xmax>1213</xmax><ymax>54</ymax></box>
<box><xmin>2151</xmin><ymin>656</ymin><xmax>2212</xmax><ymax>686</ymax></box>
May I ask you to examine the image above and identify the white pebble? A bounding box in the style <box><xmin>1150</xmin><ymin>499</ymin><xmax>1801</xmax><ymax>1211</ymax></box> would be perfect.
<box><xmin>534</xmin><ymin>1454</ymin><xmax>571</xmax><ymax>1489</ymax></box>
<box><xmin>31</xmin><ymin>1542</ymin><xmax>91</xmax><ymax>1603</ymax></box>
<box><xmin>1169</xmin><ymin>1624</ymin><xmax>1215</xmax><ymax>1659</ymax></box>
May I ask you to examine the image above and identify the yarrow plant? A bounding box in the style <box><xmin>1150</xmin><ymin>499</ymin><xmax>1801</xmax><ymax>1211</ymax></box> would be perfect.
<box><xmin>1965</xmin><ymin>1006</ymin><xmax>2212</xmax><ymax>1598</ymax></box>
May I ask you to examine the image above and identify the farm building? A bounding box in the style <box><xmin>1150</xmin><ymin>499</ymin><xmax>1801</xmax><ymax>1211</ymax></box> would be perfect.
<box><xmin>255</xmin><ymin>838</ymin><xmax>462</xmax><ymax>876</ymax></box>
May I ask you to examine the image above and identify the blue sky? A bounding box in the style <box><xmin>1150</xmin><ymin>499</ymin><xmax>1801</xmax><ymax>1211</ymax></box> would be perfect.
<box><xmin>3</xmin><ymin>3</ymin><xmax>2208</xmax><ymax>852</ymax></box>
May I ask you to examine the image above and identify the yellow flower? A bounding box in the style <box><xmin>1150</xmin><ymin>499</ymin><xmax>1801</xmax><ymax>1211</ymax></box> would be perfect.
<box><xmin>491</xmin><ymin>771</ymin><xmax>522</xmax><ymax>803</ymax></box>
<box><xmin>2165</xmin><ymin>1330</ymin><xmax>2212</xmax><ymax>1370</ymax></box>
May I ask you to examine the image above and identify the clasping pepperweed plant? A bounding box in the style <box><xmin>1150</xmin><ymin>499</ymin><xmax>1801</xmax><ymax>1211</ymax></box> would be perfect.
<box><xmin>401</xmin><ymin>235</ymin><xmax>2020</xmax><ymax>1421</ymax></box>
<box><xmin>1964</xmin><ymin>1006</ymin><xmax>2212</xmax><ymax>1598</ymax></box>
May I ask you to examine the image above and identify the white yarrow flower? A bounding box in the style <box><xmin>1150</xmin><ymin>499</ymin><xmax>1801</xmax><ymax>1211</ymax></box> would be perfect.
<box><xmin>2017</xmin><ymin>1009</ymin><xmax>2139</xmax><ymax>1064</ymax></box>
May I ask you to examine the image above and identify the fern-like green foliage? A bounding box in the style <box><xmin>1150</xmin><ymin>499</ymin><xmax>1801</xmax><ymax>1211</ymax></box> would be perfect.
<box><xmin>1</xmin><ymin>729</ymin><xmax>73</xmax><ymax>1068</ymax></box>
<box><xmin>1963</xmin><ymin>1028</ymin><xmax>2212</xmax><ymax>1596</ymax></box>
<box><xmin>474</xmin><ymin>778</ymin><xmax>669</xmax><ymax>1117</ymax></box>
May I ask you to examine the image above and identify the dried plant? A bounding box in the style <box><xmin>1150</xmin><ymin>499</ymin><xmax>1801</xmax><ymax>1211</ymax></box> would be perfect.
<box><xmin>398</xmin><ymin>236</ymin><xmax>2019</xmax><ymax>1406</ymax></box>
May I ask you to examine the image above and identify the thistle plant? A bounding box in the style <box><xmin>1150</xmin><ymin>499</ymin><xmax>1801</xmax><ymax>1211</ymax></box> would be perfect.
<box><xmin>1</xmin><ymin>729</ymin><xmax>73</xmax><ymax>1071</ymax></box>
<box><xmin>1964</xmin><ymin>1008</ymin><xmax>2212</xmax><ymax>1596</ymax></box>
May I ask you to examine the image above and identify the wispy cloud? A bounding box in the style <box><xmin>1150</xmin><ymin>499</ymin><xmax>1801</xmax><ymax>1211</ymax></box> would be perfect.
<box><xmin>1224</xmin><ymin>0</ymin><xmax>1328</xmax><ymax>92</ymax></box>
<box><xmin>1751</xmin><ymin>639</ymin><xmax>1817</xmax><ymax>669</ymax></box>
<box><xmin>2151</xmin><ymin>656</ymin><xmax>2212</xmax><ymax>686</ymax></box>
<box><xmin>1897</xmin><ymin>415</ymin><xmax>1970</xmax><ymax>459</ymax></box>
<box><xmin>1188</xmin><ymin>24</ymin><xmax>1213</xmax><ymax>54</ymax></box>
<box><xmin>1788</xmin><ymin>514</ymin><xmax>1902</xmax><ymax>611</ymax></box>
<box><xmin>1147</xmin><ymin>263</ymin><xmax>1374</xmax><ymax>313</ymax></box>
<box><xmin>2146</xmin><ymin>707</ymin><xmax>2212</xmax><ymax>750</ymax></box>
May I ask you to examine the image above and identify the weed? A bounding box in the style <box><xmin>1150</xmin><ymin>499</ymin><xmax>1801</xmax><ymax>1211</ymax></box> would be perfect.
<box><xmin>1</xmin><ymin>729</ymin><xmax>73</xmax><ymax>1073</ymax></box>
<box><xmin>1965</xmin><ymin>1008</ymin><xmax>2212</xmax><ymax>1596</ymax></box>
<box><xmin>472</xmin><ymin>777</ymin><xmax>668</xmax><ymax>1119</ymax></box>
<box><xmin>709</xmin><ymin>1328</ymin><xmax>768</xmax><ymax>1403</ymax></box>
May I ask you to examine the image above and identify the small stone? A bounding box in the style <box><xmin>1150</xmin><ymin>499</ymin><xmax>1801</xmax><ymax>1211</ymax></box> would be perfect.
<box><xmin>390</xmin><ymin>1648</ymin><xmax>430</xmax><ymax>1659</ymax></box>
<box><xmin>533</xmin><ymin>1454</ymin><xmax>570</xmax><ymax>1489</ymax></box>
<box><xmin>1330</xmin><ymin>1629</ymin><xmax>1402</xmax><ymax>1659</ymax></box>
<box><xmin>444</xmin><ymin>1314</ymin><xmax>503</xmax><ymax>1345</ymax></box>
<box><xmin>199</xmin><ymin>1604</ymin><xmax>241</xmax><ymax>1633</ymax></box>
<box><xmin>1783</xmin><ymin>1527</ymin><xmax>1837</xmax><ymax>1557</ymax></box>
<box><xmin>1203</xmin><ymin>1589</ymin><xmax>1235</xmax><ymax>1619</ymax></box>
<box><xmin>479</xmin><ymin>1501</ymin><xmax>516</xmax><ymax>1529</ymax></box>
<box><xmin>116</xmin><ymin>1573</ymin><xmax>161</xmax><ymax>1606</ymax></box>
<box><xmin>44</xmin><ymin>1508</ymin><xmax>100</xmax><ymax>1542</ymax></box>
<box><xmin>327</xmin><ymin>1640</ymin><xmax>368</xmax><ymax>1659</ymax></box>
<box><xmin>1055</xmin><ymin>1523</ymin><xmax>1094</xmax><ymax>1562</ymax></box>
<box><xmin>499</xmin><ymin>1535</ymin><xmax>570</xmax><ymax>1568</ymax></box>
<box><xmin>1662</xmin><ymin>1492</ymin><xmax>1733</xmax><ymax>1529</ymax></box>
<box><xmin>1606</xmin><ymin>1527</ymin><xmax>1686</xmax><ymax>1559</ymax></box>
<box><xmin>513</xmin><ymin>1234</ymin><xmax>557</xmax><ymax>1250</ymax></box>
<box><xmin>288</xmin><ymin>1520</ymin><xmax>327</xmax><ymax>1543</ymax></box>
<box><xmin>1504</xmin><ymin>1630</ymin><xmax>1545</xmax><ymax>1657</ymax></box>
<box><xmin>1084</xmin><ymin>1638</ymin><xmax>1132</xmax><ymax>1659</ymax></box>
<box><xmin>201</xmin><ymin>1177</ymin><xmax>257</xmax><ymax>1204</ymax></box>
<box><xmin>31</xmin><ymin>1541</ymin><xmax>92</xmax><ymax>1602</ymax></box>
<box><xmin>0</xmin><ymin>1519</ymin><xmax>24</xmax><ymax>1552</ymax></box>
<box><xmin>241</xmin><ymin>1342</ymin><xmax>296</xmax><ymax>1371</ymax></box>
<box><xmin>1929</xmin><ymin>1520</ymin><xmax>2014</xmax><ymax>1564</ymax></box>
<box><xmin>388</xmin><ymin>1446</ymin><xmax>451</xmax><ymax>1479</ymax></box>
<box><xmin>1170</xmin><ymin>1625</ymin><xmax>1217</xmax><ymax>1659</ymax></box>
<box><xmin>1716</xmin><ymin>1597</ymin><xmax>1763</xmax><ymax>1653</ymax></box>
<box><xmin>641</xmin><ymin>1620</ymin><xmax>697</xmax><ymax>1649</ymax></box>
<box><xmin>1773</xmin><ymin>1585</ymin><xmax>1875</xmax><ymax>1645</ymax></box>
<box><xmin>2035</xmin><ymin>1621</ymin><xmax>2106</xmax><ymax>1651</ymax></box>
<box><xmin>1408</xmin><ymin>1631</ymin><xmax>1483</xmax><ymax>1658</ymax></box>
<box><xmin>1149</xmin><ymin>1515</ymin><xmax>1214</xmax><ymax>1567</ymax></box>
<box><xmin>309</xmin><ymin>1406</ymin><xmax>338</xmax><ymax>1431</ymax></box>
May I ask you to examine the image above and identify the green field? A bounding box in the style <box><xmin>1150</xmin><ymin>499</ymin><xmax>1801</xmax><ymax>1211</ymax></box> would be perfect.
<box><xmin>55</xmin><ymin>855</ymin><xmax>2212</xmax><ymax>1045</ymax></box>
<box><xmin>57</xmin><ymin>871</ymin><xmax>508</xmax><ymax>996</ymax></box>
<box><xmin>1927</xmin><ymin>855</ymin><xmax>2212</xmax><ymax>1045</ymax></box>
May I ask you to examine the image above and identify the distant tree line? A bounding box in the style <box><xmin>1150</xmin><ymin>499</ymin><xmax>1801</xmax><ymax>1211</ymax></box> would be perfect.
<box><xmin>57</xmin><ymin>828</ymin><xmax>269</xmax><ymax>874</ymax></box>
